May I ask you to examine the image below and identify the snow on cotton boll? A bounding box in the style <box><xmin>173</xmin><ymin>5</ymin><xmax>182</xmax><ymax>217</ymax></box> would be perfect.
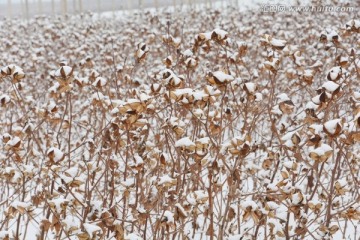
<box><xmin>175</xmin><ymin>137</ymin><xmax>196</xmax><ymax>154</ymax></box>
<box><xmin>135</xmin><ymin>42</ymin><xmax>149</xmax><ymax>63</ymax></box>
<box><xmin>161</xmin><ymin>68</ymin><xmax>184</xmax><ymax>89</ymax></box>
<box><xmin>206</xmin><ymin>70</ymin><xmax>234</xmax><ymax>86</ymax></box>
<box><xmin>321</xmin><ymin>81</ymin><xmax>341</xmax><ymax>96</ymax></box>
<box><xmin>260</xmin><ymin>34</ymin><xmax>287</xmax><ymax>50</ymax></box>
<box><xmin>211</xmin><ymin>28</ymin><xmax>228</xmax><ymax>43</ymax></box>
<box><xmin>292</xmin><ymin>51</ymin><xmax>305</xmax><ymax>67</ymax></box>
<box><xmin>0</xmin><ymin>94</ymin><xmax>11</xmax><ymax>107</ymax></box>
<box><xmin>54</xmin><ymin>65</ymin><xmax>73</xmax><ymax>81</ymax></box>
<box><xmin>241</xmin><ymin>200</ymin><xmax>262</xmax><ymax>224</ymax></box>
<box><xmin>277</xmin><ymin>93</ymin><xmax>295</xmax><ymax>115</ymax></box>
<box><xmin>125</xmin><ymin>232</ymin><xmax>143</xmax><ymax>240</ymax></box>
<box><xmin>345</xmin><ymin>19</ymin><xmax>360</xmax><ymax>32</ymax></box>
<box><xmin>309</xmin><ymin>143</ymin><xmax>333</xmax><ymax>162</ymax></box>
<box><xmin>161</xmin><ymin>210</ymin><xmax>176</xmax><ymax>230</ymax></box>
<box><xmin>92</xmin><ymin>76</ymin><xmax>107</xmax><ymax>88</ymax></box>
<box><xmin>0</xmin><ymin>231</ymin><xmax>11</xmax><ymax>240</ymax></box>
<box><xmin>46</xmin><ymin>147</ymin><xmax>64</xmax><ymax>166</ymax></box>
<box><xmin>53</xmin><ymin>65</ymin><xmax>74</xmax><ymax>93</ymax></box>
<box><xmin>323</xmin><ymin>118</ymin><xmax>344</xmax><ymax>137</ymax></box>
<box><xmin>0</xmin><ymin>64</ymin><xmax>25</xmax><ymax>83</ymax></box>
<box><xmin>327</xmin><ymin>66</ymin><xmax>342</xmax><ymax>81</ymax></box>
<box><xmin>4</xmin><ymin>136</ymin><xmax>22</xmax><ymax>152</ymax></box>
<box><xmin>299</xmin><ymin>69</ymin><xmax>315</xmax><ymax>85</ymax></box>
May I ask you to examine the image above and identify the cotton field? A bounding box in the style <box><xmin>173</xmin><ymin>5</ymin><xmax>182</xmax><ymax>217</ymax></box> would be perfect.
<box><xmin>0</xmin><ymin>1</ymin><xmax>359</xmax><ymax>240</ymax></box>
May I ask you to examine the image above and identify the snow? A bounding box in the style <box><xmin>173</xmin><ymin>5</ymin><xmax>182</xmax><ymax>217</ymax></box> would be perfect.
<box><xmin>264</xmin><ymin>57</ymin><xmax>280</xmax><ymax>69</ymax></box>
<box><xmin>356</xmin><ymin>59</ymin><xmax>360</xmax><ymax>69</ymax></box>
<box><xmin>244</xmin><ymin>82</ymin><xmax>256</xmax><ymax>94</ymax></box>
<box><xmin>90</xmin><ymin>92</ymin><xmax>105</xmax><ymax>101</ymax></box>
<box><xmin>327</xmin><ymin>66</ymin><xmax>342</xmax><ymax>81</ymax></box>
<box><xmin>47</xmin><ymin>147</ymin><xmax>64</xmax><ymax>162</ymax></box>
<box><xmin>158</xmin><ymin>175</ymin><xmax>176</xmax><ymax>186</ymax></box>
<box><xmin>204</xmin><ymin>85</ymin><xmax>221</xmax><ymax>96</ymax></box>
<box><xmin>92</xmin><ymin>76</ymin><xmax>107</xmax><ymax>87</ymax></box>
<box><xmin>161</xmin><ymin>69</ymin><xmax>182</xmax><ymax>86</ymax></box>
<box><xmin>242</xmin><ymin>200</ymin><xmax>258</xmax><ymax>210</ymax></box>
<box><xmin>163</xmin><ymin>210</ymin><xmax>174</xmax><ymax>223</ymax></box>
<box><xmin>261</xmin><ymin>34</ymin><xmax>286</xmax><ymax>49</ymax></box>
<box><xmin>336</xmin><ymin>179</ymin><xmax>347</xmax><ymax>188</ymax></box>
<box><xmin>311</xmin><ymin>94</ymin><xmax>321</xmax><ymax>105</ymax></box>
<box><xmin>354</xmin><ymin>91</ymin><xmax>360</xmax><ymax>100</ymax></box>
<box><xmin>83</xmin><ymin>223</ymin><xmax>102</xmax><ymax>239</ymax></box>
<box><xmin>303</xmin><ymin>69</ymin><xmax>313</xmax><ymax>77</ymax></box>
<box><xmin>49</xmin><ymin>198</ymin><xmax>69</xmax><ymax>213</ymax></box>
<box><xmin>266</xmin><ymin>201</ymin><xmax>279</xmax><ymax>210</ymax></box>
<box><xmin>291</xmin><ymin>192</ymin><xmax>303</xmax><ymax>205</ymax></box>
<box><xmin>193</xmin><ymin>108</ymin><xmax>204</xmax><ymax>118</ymax></box>
<box><xmin>283</xmin><ymin>160</ymin><xmax>295</xmax><ymax>169</ymax></box>
<box><xmin>122</xmin><ymin>178</ymin><xmax>135</xmax><ymax>187</ymax></box>
<box><xmin>277</xmin><ymin>93</ymin><xmax>290</xmax><ymax>101</ymax></box>
<box><xmin>213</xmin><ymin>28</ymin><xmax>228</xmax><ymax>39</ymax></box>
<box><xmin>139</xmin><ymin>93</ymin><xmax>151</xmax><ymax>102</ymax></box>
<box><xmin>54</xmin><ymin>66</ymin><xmax>72</xmax><ymax>78</ymax></box>
<box><xmin>6</xmin><ymin>136</ymin><xmax>21</xmax><ymax>147</ymax></box>
<box><xmin>64</xmin><ymin>167</ymin><xmax>78</xmax><ymax>178</ymax></box>
<box><xmin>125</xmin><ymin>233</ymin><xmax>143</xmax><ymax>240</ymax></box>
<box><xmin>324</xmin><ymin>118</ymin><xmax>342</xmax><ymax>135</ymax></box>
<box><xmin>11</xmin><ymin>201</ymin><xmax>32</xmax><ymax>210</ymax></box>
<box><xmin>133</xmin><ymin>154</ymin><xmax>144</xmax><ymax>165</ymax></box>
<box><xmin>175</xmin><ymin>137</ymin><xmax>195</xmax><ymax>148</ymax></box>
<box><xmin>0</xmin><ymin>94</ymin><xmax>11</xmax><ymax>104</ymax></box>
<box><xmin>270</xmin><ymin>38</ymin><xmax>287</xmax><ymax>48</ymax></box>
<box><xmin>322</xmin><ymin>81</ymin><xmax>340</xmax><ymax>92</ymax></box>
<box><xmin>212</xmin><ymin>71</ymin><xmax>234</xmax><ymax>83</ymax></box>
<box><xmin>175</xmin><ymin>203</ymin><xmax>188</xmax><ymax>217</ymax></box>
<box><xmin>340</xmin><ymin>56</ymin><xmax>348</xmax><ymax>63</ymax></box>
<box><xmin>255</xmin><ymin>92</ymin><xmax>263</xmax><ymax>101</ymax></box>
<box><xmin>62</xmin><ymin>215</ymin><xmax>80</xmax><ymax>232</ymax></box>
<box><xmin>1</xmin><ymin>64</ymin><xmax>25</xmax><ymax>78</ymax></box>
<box><xmin>198</xmin><ymin>31</ymin><xmax>212</xmax><ymax>41</ymax></box>
<box><xmin>271</xmin><ymin>105</ymin><xmax>282</xmax><ymax>115</ymax></box>
<box><xmin>47</xmin><ymin>101</ymin><xmax>57</xmax><ymax>112</ymax></box>
<box><xmin>310</xmin><ymin>144</ymin><xmax>333</xmax><ymax>157</ymax></box>
<box><xmin>0</xmin><ymin>231</ymin><xmax>10</xmax><ymax>238</ymax></box>
<box><xmin>293</xmin><ymin>51</ymin><xmax>305</xmax><ymax>66</ymax></box>
<box><xmin>196</xmin><ymin>137</ymin><xmax>210</xmax><ymax>145</ymax></box>
<box><xmin>172</xmin><ymin>88</ymin><xmax>193</xmax><ymax>97</ymax></box>
<box><xmin>193</xmin><ymin>190</ymin><xmax>208</xmax><ymax>203</ymax></box>
<box><xmin>192</xmin><ymin>90</ymin><xmax>208</xmax><ymax>101</ymax></box>
<box><xmin>183</xmin><ymin>49</ymin><xmax>193</xmax><ymax>57</ymax></box>
<box><xmin>345</xmin><ymin>19</ymin><xmax>360</xmax><ymax>30</ymax></box>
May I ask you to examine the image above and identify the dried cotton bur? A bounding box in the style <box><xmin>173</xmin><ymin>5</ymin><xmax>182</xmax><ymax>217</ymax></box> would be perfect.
<box><xmin>0</xmin><ymin>4</ymin><xmax>359</xmax><ymax>240</ymax></box>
